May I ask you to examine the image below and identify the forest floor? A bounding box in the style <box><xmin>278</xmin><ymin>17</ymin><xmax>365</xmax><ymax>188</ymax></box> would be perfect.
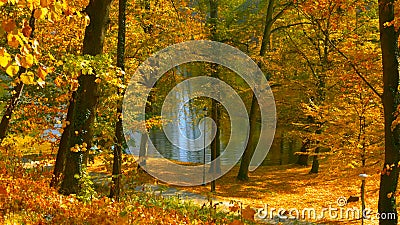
<box><xmin>1</xmin><ymin>149</ymin><xmax>386</xmax><ymax>224</ymax></box>
<box><xmin>88</xmin><ymin>154</ymin><xmax>384</xmax><ymax>225</ymax></box>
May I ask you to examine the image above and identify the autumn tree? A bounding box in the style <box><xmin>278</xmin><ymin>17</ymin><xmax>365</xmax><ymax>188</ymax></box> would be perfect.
<box><xmin>0</xmin><ymin>6</ymin><xmax>39</xmax><ymax>143</ymax></box>
<box><xmin>237</xmin><ymin>0</ymin><xmax>293</xmax><ymax>180</ymax></box>
<box><xmin>60</xmin><ymin>0</ymin><xmax>112</xmax><ymax>195</ymax></box>
<box><xmin>109</xmin><ymin>0</ymin><xmax>127</xmax><ymax>200</ymax></box>
<box><xmin>377</xmin><ymin>0</ymin><xmax>400</xmax><ymax>223</ymax></box>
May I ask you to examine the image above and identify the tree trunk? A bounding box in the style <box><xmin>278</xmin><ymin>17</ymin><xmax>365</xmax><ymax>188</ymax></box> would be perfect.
<box><xmin>260</xmin><ymin>0</ymin><xmax>274</xmax><ymax>54</ymax></box>
<box><xmin>209</xmin><ymin>0</ymin><xmax>220</xmax><ymax>192</ymax></box>
<box><xmin>60</xmin><ymin>0</ymin><xmax>112</xmax><ymax>195</ymax></box>
<box><xmin>378</xmin><ymin>0</ymin><xmax>400</xmax><ymax>224</ymax></box>
<box><xmin>0</xmin><ymin>81</ymin><xmax>24</xmax><ymax>143</ymax></box>
<box><xmin>237</xmin><ymin>94</ymin><xmax>259</xmax><ymax>180</ymax></box>
<box><xmin>296</xmin><ymin>139</ymin><xmax>309</xmax><ymax>166</ymax></box>
<box><xmin>137</xmin><ymin>0</ymin><xmax>152</xmax><ymax>172</ymax></box>
<box><xmin>109</xmin><ymin>0</ymin><xmax>127</xmax><ymax>201</ymax></box>
<box><xmin>237</xmin><ymin>0</ymin><xmax>274</xmax><ymax>180</ymax></box>
<box><xmin>0</xmin><ymin>9</ymin><xmax>36</xmax><ymax>144</ymax></box>
<box><xmin>309</xmin><ymin>147</ymin><xmax>319</xmax><ymax>174</ymax></box>
<box><xmin>51</xmin><ymin>91</ymin><xmax>76</xmax><ymax>187</ymax></box>
<box><xmin>138</xmin><ymin>133</ymin><xmax>148</xmax><ymax>169</ymax></box>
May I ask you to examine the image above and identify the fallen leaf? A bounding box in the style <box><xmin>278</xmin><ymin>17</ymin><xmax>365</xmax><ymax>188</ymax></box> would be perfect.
<box><xmin>242</xmin><ymin>206</ymin><xmax>255</xmax><ymax>221</ymax></box>
<box><xmin>229</xmin><ymin>203</ymin><xmax>240</xmax><ymax>212</ymax></box>
<box><xmin>228</xmin><ymin>220</ymin><xmax>244</xmax><ymax>225</ymax></box>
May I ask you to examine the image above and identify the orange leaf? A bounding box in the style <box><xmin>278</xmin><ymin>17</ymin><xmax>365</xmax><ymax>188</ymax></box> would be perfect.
<box><xmin>242</xmin><ymin>206</ymin><xmax>255</xmax><ymax>221</ymax></box>
<box><xmin>7</xmin><ymin>33</ymin><xmax>19</xmax><ymax>48</ymax></box>
<box><xmin>2</xmin><ymin>19</ymin><xmax>16</xmax><ymax>33</ymax></box>
<box><xmin>228</xmin><ymin>220</ymin><xmax>244</xmax><ymax>225</ymax></box>
<box><xmin>37</xmin><ymin>66</ymin><xmax>47</xmax><ymax>80</ymax></box>
<box><xmin>40</xmin><ymin>0</ymin><xmax>49</xmax><ymax>7</ymax></box>
<box><xmin>229</xmin><ymin>203</ymin><xmax>240</xmax><ymax>212</ymax></box>
<box><xmin>22</xmin><ymin>25</ymin><xmax>32</xmax><ymax>37</ymax></box>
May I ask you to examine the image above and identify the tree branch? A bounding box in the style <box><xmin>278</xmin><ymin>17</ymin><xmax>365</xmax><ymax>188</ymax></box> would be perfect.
<box><xmin>271</xmin><ymin>2</ymin><xmax>293</xmax><ymax>24</ymax></box>
<box><xmin>329</xmin><ymin>39</ymin><xmax>381</xmax><ymax>98</ymax></box>
<box><xmin>271</xmin><ymin>22</ymin><xmax>311</xmax><ymax>34</ymax></box>
<box><xmin>286</xmin><ymin>32</ymin><xmax>318</xmax><ymax>79</ymax></box>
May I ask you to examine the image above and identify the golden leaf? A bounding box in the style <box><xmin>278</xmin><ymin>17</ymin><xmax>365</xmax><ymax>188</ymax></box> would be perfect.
<box><xmin>20</xmin><ymin>71</ymin><xmax>35</xmax><ymax>84</ymax></box>
<box><xmin>37</xmin><ymin>66</ymin><xmax>47</xmax><ymax>80</ymax></box>
<box><xmin>21</xmin><ymin>54</ymin><xmax>34</xmax><ymax>68</ymax></box>
<box><xmin>0</xmin><ymin>48</ymin><xmax>11</xmax><ymax>68</ymax></box>
<box><xmin>34</xmin><ymin>8</ymin><xmax>48</xmax><ymax>20</ymax></box>
<box><xmin>54</xmin><ymin>1</ymin><xmax>64</xmax><ymax>14</ymax></box>
<box><xmin>84</xmin><ymin>15</ymin><xmax>90</xmax><ymax>27</ymax></box>
<box><xmin>5</xmin><ymin>63</ymin><xmax>19</xmax><ymax>76</ymax></box>
<box><xmin>7</xmin><ymin>33</ymin><xmax>19</xmax><ymax>48</ymax></box>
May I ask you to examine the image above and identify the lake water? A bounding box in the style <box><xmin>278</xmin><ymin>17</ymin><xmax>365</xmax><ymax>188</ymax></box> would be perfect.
<box><xmin>133</xmin><ymin>128</ymin><xmax>300</xmax><ymax>166</ymax></box>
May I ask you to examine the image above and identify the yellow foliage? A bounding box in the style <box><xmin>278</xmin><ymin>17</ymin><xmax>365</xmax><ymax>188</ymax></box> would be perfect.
<box><xmin>20</xmin><ymin>71</ymin><xmax>35</xmax><ymax>84</ymax></box>
<box><xmin>34</xmin><ymin>7</ymin><xmax>48</xmax><ymax>20</ymax></box>
<box><xmin>7</xmin><ymin>33</ymin><xmax>20</xmax><ymax>48</ymax></box>
<box><xmin>0</xmin><ymin>48</ymin><xmax>11</xmax><ymax>67</ymax></box>
<box><xmin>5</xmin><ymin>63</ymin><xmax>19</xmax><ymax>76</ymax></box>
<box><xmin>37</xmin><ymin>66</ymin><xmax>47</xmax><ymax>80</ymax></box>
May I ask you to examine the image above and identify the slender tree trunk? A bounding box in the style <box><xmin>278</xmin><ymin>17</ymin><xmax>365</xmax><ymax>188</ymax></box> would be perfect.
<box><xmin>237</xmin><ymin>93</ymin><xmax>259</xmax><ymax>180</ymax></box>
<box><xmin>209</xmin><ymin>0</ymin><xmax>220</xmax><ymax>192</ymax></box>
<box><xmin>296</xmin><ymin>139</ymin><xmax>309</xmax><ymax>166</ymax></box>
<box><xmin>51</xmin><ymin>91</ymin><xmax>76</xmax><ymax>187</ymax></box>
<box><xmin>260</xmin><ymin>0</ymin><xmax>274</xmax><ymax>54</ymax></box>
<box><xmin>378</xmin><ymin>0</ymin><xmax>400</xmax><ymax>224</ymax></box>
<box><xmin>137</xmin><ymin>0</ymin><xmax>152</xmax><ymax>172</ymax></box>
<box><xmin>237</xmin><ymin>1</ymin><xmax>274</xmax><ymax>180</ymax></box>
<box><xmin>60</xmin><ymin>0</ymin><xmax>112</xmax><ymax>195</ymax></box>
<box><xmin>309</xmin><ymin>146</ymin><xmax>319</xmax><ymax>174</ymax></box>
<box><xmin>0</xmin><ymin>10</ymin><xmax>36</xmax><ymax>144</ymax></box>
<box><xmin>138</xmin><ymin>133</ymin><xmax>148</xmax><ymax>169</ymax></box>
<box><xmin>0</xmin><ymin>82</ymin><xmax>24</xmax><ymax>143</ymax></box>
<box><xmin>110</xmin><ymin>0</ymin><xmax>127</xmax><ymax>201</ymax></box>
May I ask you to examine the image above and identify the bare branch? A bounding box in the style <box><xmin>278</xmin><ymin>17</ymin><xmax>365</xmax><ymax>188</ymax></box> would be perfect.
<box><xmin>271</xmin><ymin>22</ymin><xmax>311</xmax><ymax>34</ymax></box>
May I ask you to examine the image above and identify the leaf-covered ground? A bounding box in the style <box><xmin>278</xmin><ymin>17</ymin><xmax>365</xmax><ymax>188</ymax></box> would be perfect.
<box><xmin>0</xmin><ymin>146</ymin><xmax>393</xmax><ymax>225</ymax></box>
<box><xmin>132</xmin><ymin>157</ymin><xmax>385</xmax><ymax>225</ymax></box>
